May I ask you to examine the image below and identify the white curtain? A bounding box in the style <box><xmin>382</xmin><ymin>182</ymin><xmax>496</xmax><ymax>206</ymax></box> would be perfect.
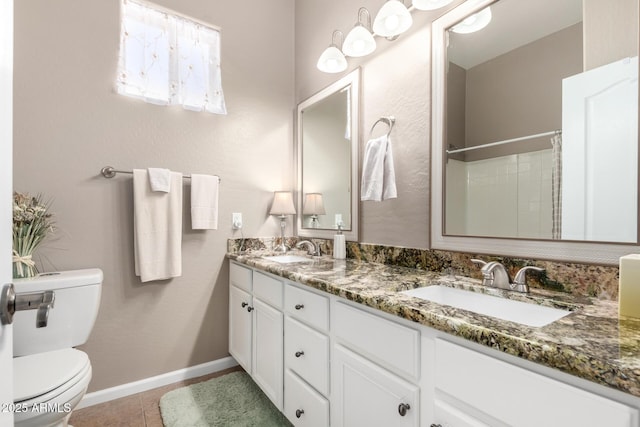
<box><xmin>117</xmin><ymin>0</ymin><xmax>227</xmax><ymax>114</ymax></box>
<box><xmin>551</xmin><ymin>132</ymin><xmax>562</xmax><ymax>240</ymax></box>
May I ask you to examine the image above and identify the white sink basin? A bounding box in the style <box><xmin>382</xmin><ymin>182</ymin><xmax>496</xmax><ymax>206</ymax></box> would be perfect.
<box><xmin>401</xmin><ymin>285</ymin><xmax>571</xmax><ymax>327</ymax></box>
<box><xmin>263</xmin><ymin>255</ymin><xmax>313</xmax><ymax>264</ymax></box>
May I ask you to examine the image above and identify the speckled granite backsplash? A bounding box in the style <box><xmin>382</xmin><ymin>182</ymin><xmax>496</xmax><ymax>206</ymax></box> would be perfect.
<box><xmin>227</xmin><ymin>238</ymin><xmax>620</xmax><ymax>300</ymax></box>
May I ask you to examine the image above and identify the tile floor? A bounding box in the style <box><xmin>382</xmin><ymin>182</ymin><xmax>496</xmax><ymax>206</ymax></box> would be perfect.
<box><xmin>69</xmin><ymin>365</ymin><xmax>243</xmax><ymax>426</ymax></box>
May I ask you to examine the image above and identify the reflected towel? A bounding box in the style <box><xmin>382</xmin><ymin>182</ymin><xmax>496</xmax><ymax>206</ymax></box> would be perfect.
<box><xmin>191</xmin><ymin>174</ymin><xmax>219</xmax><ymax>230</ymax></box>
<box><xmin>148</xmin><ymin>167</ymin><xmax>171</xmax><ymax>192</ymax></box>
<box><xmin>133</xmin><ymin>169</ymin><xmax>183</xmax><ymax>282</ymax></box>
<box><xmin>361</xmin><ymin>135</ymin><xmax>397</xmax><ymax>201</ymax></box>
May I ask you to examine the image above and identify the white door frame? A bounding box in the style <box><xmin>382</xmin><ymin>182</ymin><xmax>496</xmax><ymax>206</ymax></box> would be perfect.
<box><xmin>0</xmin><ymin>0</ymin><xmax>15</xmax><ymax>425</ymax></box>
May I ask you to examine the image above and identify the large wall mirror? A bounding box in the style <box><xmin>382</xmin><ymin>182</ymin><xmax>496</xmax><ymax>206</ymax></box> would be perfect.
<box><xmin>296</xmin><ymin>69</ymin><xmax>360</xmax><ymax>241</ymax></box>
<box><xmin>432</xmin><ymin>0</ymin><xmax>639</xmax><ymax>264</ymax></box>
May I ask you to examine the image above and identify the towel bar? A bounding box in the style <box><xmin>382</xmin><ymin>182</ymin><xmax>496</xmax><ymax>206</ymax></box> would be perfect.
<box><xmin>100</xmin><ymin>166</ymin><xmax>220</xmax><ymax>182</ymax></box>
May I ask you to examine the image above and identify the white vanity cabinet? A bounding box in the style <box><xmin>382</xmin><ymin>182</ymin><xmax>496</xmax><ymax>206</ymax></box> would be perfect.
<box><xmin>424</xmin><ymin>338</ymin><xmax>639</xmax><ymax>427</ymax></box>
<box><xmin>331</xmin><ymin>301</ymin><xmax>421</xmax><ymax>427</ymax></box>
<box><xmin>283</xmin><ymin>282</ymin><xmax>330</xmax><ymax>427</ymax></box>
<box><xmin>228</xmin><ymin>263</ymin><xmax>284</xmax><ymax>410</ymax></box>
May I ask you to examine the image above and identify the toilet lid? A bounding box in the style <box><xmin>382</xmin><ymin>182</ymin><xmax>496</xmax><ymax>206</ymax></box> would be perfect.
<box><xmin>14</xmin><ymin>348</ymin><xmax>90</xmax><ymax>402</ymax></box>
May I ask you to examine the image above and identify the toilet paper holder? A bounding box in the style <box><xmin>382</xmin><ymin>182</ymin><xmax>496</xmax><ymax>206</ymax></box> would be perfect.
<box><xmin>1</xmin><ymin>284</ymin><xmax>55</xmax><ymax>328</ymax></box>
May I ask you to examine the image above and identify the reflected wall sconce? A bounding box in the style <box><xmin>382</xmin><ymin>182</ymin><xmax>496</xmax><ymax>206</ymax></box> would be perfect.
<box><xmin>317</xmin><ymin>30</ymin><xmax>348</xmax><ymax>73</ymax></box>
<box><xmin>373</xmin><ymin>0</ymin><xmax>413</xmax><ymax>39</ymax></box>
<box><xmin>450</xmin><ymin>6</ymin><xmax>492</xmax><ymax>34</ymax></box>
<box><xmin>270</xmin><ymin>191</ymin><xmax>296</xmax><ymax>252</ymax></box>
<box><xmin>343</xmin><ymin>8</ymin><xmax>377</xmax><ymax>57</ymax></box>
<box><xmin>303</xmin><ymin>193</ymin><xmax>326</xmax><ymax>228</ymax></box>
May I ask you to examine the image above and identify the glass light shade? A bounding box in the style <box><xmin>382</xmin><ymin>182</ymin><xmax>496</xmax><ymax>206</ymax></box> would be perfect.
<box><xmin>412</xmin><ymin>0</ymin><xmax>454</xmax><ymax>11</ymax></box>
<box><xmin>303</xmin><ymin>193</ymin><xmax>326</xmax><ymax>215</ymax></box>
<box><xmin>343</xmin><ymin>25</ymin><xmax>377</xmax><ymax>57</ymax></box>
<box><xmin>373</xmin><ymin>0</ymin><xmax>413</xmax><ymax>38</ymax></box>
<box><xmin>451</xmin><ymin>6</ymin><xmax>492</xmax><ymax>34</ymax></box>
<box><xmin>317</xmin><ymin>46</ymin><xmax>348</xmax><ymax>73</ymax></box>
<box><xmin>270</xmin><ymin>191</ymin><xmax>296</xmax><ymax>215</ymax></box>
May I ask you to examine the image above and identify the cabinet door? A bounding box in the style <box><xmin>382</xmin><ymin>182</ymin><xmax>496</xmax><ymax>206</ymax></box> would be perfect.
<box><xmin>229</xmin><ymin>284</ymin><xmax>252</xmax><ymax>373</ymax></box>
<box><xmin>253</xmin><ymin>298</ymin><xmax>284</xmax><ymax>411</ymax></box>
<box><xmin>332</xmin><ymin>344</ymin><xmax>419</xmax><ymax>427</ymax></box>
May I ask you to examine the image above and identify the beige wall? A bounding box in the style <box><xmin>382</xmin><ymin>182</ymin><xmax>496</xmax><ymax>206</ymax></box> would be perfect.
<box><xmin>13</xmin><ymin>0</ymin><xmax>294</xmax><ymax>391</ymax></box>
<box><xmin>295</xmin><ymin>0</ymin><xmax>464</xmax><ymax>249</ymax></box>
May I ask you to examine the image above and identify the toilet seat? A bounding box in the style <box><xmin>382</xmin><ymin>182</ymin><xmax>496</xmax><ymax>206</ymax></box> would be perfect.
<box><xmin>14</xmin><ymin>348</ymin><xmax>91</xmax><ymax>404</ymax></box>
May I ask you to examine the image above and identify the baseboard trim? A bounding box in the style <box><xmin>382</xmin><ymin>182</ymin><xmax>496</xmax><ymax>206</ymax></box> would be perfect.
<box><xmin>77</xmin><ymin>356</ymin><xmax>239</xmax><ymax>409</ymax></box>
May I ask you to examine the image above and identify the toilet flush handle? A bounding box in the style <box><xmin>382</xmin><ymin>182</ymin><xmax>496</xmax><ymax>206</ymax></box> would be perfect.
<box><xmin>36</xmin><ymin>291</ymin><xmax>55</xmax><ymax>328</ymax></box>
<box><xmin>0</xmin><ymin>284</ymin><xmax>55</xmax><ymax>327</ymax></box>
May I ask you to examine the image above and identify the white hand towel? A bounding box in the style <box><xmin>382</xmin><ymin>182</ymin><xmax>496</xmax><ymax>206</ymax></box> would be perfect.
<box><xmin>133</xmin><ymin>169</ymin><xmax>183</xmax><ymax>282</ymax></box>
<box><xmin>191</xmin><ymin>174</ymin><xmax>219</xmax><ymax>230</ymax></box>
<box><xmin>147</xmin><ymin>168</ymin><xmax>171</xmax><ymax>192</ymax></box>
<box><xmin>361</xmin><ymin>135</ymin><xmax>397</xmax><ymax>201</ymax></box>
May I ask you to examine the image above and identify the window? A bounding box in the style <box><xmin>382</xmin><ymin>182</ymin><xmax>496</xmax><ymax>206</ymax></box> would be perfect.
<box><xmin>116</xmin><ymin>0</ymin><xmax>227</xmax><ymax>114</ymax></box>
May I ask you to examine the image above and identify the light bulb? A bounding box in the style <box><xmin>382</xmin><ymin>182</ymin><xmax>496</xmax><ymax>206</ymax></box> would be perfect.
<box><xmin>343</xmin><ymin>24</ymin><xmax>377</xmax><ymax>57</ymax></box>
<box><xmin>373</xmin><ymin>0</ymin><xmax>413</xmax><ymax>38</ymax></box>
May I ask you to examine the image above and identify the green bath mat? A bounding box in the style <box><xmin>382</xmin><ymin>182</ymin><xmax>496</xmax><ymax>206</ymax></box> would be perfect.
<box><xmin>159</xmin><ymin>371</ymin><xmax>292</xmax><ymax>427</ymax></box>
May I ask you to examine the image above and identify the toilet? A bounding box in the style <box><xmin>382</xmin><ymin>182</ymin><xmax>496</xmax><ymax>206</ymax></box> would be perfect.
<box><xmin>11</xmin><ymin>269</ymin><xmax>103</xmax><ymax>427</ymax></box>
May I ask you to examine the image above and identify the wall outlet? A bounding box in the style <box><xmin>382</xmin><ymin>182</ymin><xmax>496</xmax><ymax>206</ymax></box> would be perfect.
<box><xmin>232</xmin><ymin>213</ymin><xmax>243</xmax><ymax>230</ymax></box>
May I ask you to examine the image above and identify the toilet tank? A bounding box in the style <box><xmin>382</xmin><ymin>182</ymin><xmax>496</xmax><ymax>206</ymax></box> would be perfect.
<box><xmin>12</xmin><ymin>269</ymin><xmax>103</xmax><ymax>357</ymax></box>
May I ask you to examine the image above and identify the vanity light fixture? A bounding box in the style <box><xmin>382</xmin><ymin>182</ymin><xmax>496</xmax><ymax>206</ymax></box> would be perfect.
<box><xmin>317</xmin><ymin>30</ymin><xmax>348</xmax><ymax>73</ymax></box>
<box><xmin>372</xmin><ymin>0</ymin><xmax>413</xmax><ymax>39</ymax></box>
<box><xmin>303</xmin><ymin>193</ymin><xmax>326</xmax><ymax>228</ymax></box>
<box><xmin>450</xmin><ymin>6</ymin><xmax>492</xmax><ymax>34</ymax></box>
<box><xmin>270</xmin><ymin>191</ymin><xmax>297</xmax><ymax>252</ymax></box>
<box><xmin>412</xmin><ymin>0</ymin><xmax>454</xmax><ymax>11</ymax></box>
<box><xmin>343</xmin><ymin>8</ymin><xmax>377</xmax><ymax>58</ymax></box>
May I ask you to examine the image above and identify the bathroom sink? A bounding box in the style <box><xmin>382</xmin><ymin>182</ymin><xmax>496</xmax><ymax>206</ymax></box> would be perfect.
<box><xmin>263</xmin><ymin>255</ymin><xmax>313</xmax><ymax>264</ymax></box>
<box><xmin>400</xmin><ymin>285</ymin><xmax>571</xmax><ymax>327</ymax></box>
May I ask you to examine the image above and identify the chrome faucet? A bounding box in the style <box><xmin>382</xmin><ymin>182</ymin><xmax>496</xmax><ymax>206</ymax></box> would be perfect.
<box><xmin>471</xmin><ymin>259</ymin><xmax>544</xmax><ymax>293</ymax></box>
<box><xmin>295</xmin><ymin>240</ymin><xmax>321</xmax><ymax>257</ymax></box>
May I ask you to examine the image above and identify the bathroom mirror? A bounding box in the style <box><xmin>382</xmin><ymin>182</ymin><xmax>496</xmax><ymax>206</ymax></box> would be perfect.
<box><xmin>296</xmin><ymin>69</ymin><xmax>360</xmax><ymax>241</ymax></box>
<box><xmin>431</xmin><ymin>0</ymin><xmax>640</xmax><ymax>264</ymax></box>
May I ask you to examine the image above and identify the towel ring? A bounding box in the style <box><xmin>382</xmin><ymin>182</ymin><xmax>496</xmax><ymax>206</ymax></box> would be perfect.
<box><xmin>369</xmin><ymin>116</ymin><xmax>396</xmax><ymax>139</ymax></box>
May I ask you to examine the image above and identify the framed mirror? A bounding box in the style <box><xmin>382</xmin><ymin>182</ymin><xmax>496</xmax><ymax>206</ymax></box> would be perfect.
<box><xmin>431</xmin><ymin>0</ymin><xmax>639</xmax><ymax>264</ymax></box>
<box><xmin>296</xmin><ymin>69</ymin><xmax>360</xmax><ymax>241</ymax></box>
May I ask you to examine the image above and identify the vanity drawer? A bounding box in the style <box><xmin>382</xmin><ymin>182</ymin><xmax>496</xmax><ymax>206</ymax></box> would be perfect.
<box><xmin>333</xmin><ymin>301</ymin><xmax>420</xmax><ymax>380</ymax></box>
<box><xmin>285</xmin><ymin>283</ymin><xmax>329</xmax><ymax>332</ymax></box>
<box><xmin>284</xmin><ymin>369</ymin><xmax>330</xmax><ymax>427</ymax></box>
<box><xmin>284</xmin><ymin>317</ymin><xmax>329</xmax><ymax>395</ymax></box>
<box><xmin>230</xmin><ymin>262</ymin><xmax>252</xmax><ymax>292</ymax></box>
<box><xmin>253</xmin><ymin>271</ymin><xmax>283</xmax><ymax>309</ymax></box>
<box><xmin>435</xmin><ymin>339</ymin><xmax>638</xmax><ymax>427</ymax></box>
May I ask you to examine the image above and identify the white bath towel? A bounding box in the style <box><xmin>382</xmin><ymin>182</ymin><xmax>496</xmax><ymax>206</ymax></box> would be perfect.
<box><xmin>147</xmin><ymin>167</ymin><xmax>171</xmax><ymax>192</ymax></box>
<box><xmin>191</xmin><ymin>174</ymin><xmax>219</xmax><ymax>230</ymax></box>
<box><xmin>133</xmin><ymin>169</ymin><xmax>183</xmax><ymax>282</ymax></box>
<box><xmin>361</xmin><ymin>134</ymin><xmax>397</xmax><ymax>201</ymax></box>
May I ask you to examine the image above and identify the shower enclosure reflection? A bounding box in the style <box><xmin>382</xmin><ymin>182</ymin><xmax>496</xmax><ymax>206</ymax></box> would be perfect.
<box><xmin>443</xmin><ymin>0</ymin><xmax>638</xmax><ymax>243</ymax></box>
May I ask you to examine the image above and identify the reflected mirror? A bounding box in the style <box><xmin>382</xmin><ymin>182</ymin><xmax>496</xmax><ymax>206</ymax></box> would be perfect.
<box><xmin>296</xmin><ymin>69</ymin><xmax>360</xmax><ymax>241</ymax></box>
<box><xmin>431</xmin><ymin>0</ymin><xmax>639</xmax><ymax>264</ymax></box>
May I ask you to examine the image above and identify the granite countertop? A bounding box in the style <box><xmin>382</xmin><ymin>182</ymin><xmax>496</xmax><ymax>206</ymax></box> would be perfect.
<box><xmin>227</xmin><ymin>250</ymin><xmax>640</xmax><ymax>399</ymax></box>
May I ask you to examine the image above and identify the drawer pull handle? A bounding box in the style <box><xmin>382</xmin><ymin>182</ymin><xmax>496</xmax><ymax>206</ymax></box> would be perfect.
<box><xmin>247</xmin><ymin>306</ymin><xmax>254</xmax><ymax>312</ymax></box>
<box><xmin>430</xmin><ymin>424</ymin><xmax>442</xmax><ymax>427</ymax></box>
<box><xmin>296</xmin><ymin>409</ymin><xmax>305</xmax><ymax>418</ymax></box>
<box><xmin>295</xmin><ymin>351</ymin><xmax>305</xmax><ymax>358</ymax></box>
<box><xmin>295</xmin><ymin>304</ymin><xmax>304</xmax><ymax>310</ymax></box>
<box><xmin>398</xmin><ymin>403</ymin><xmax>411</xmax><ymax>416</ymax></box>
<box><xmin>241</xmin><ymin>302</ymin><xmax>248</xmax><ymax>308</ymax></box>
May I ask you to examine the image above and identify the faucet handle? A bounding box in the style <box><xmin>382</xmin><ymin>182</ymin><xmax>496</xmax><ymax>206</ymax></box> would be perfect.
<box><xmin>512</xmin><ymin>266</ymin><xmax>545</xmax><ymax>293</ymax></box>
